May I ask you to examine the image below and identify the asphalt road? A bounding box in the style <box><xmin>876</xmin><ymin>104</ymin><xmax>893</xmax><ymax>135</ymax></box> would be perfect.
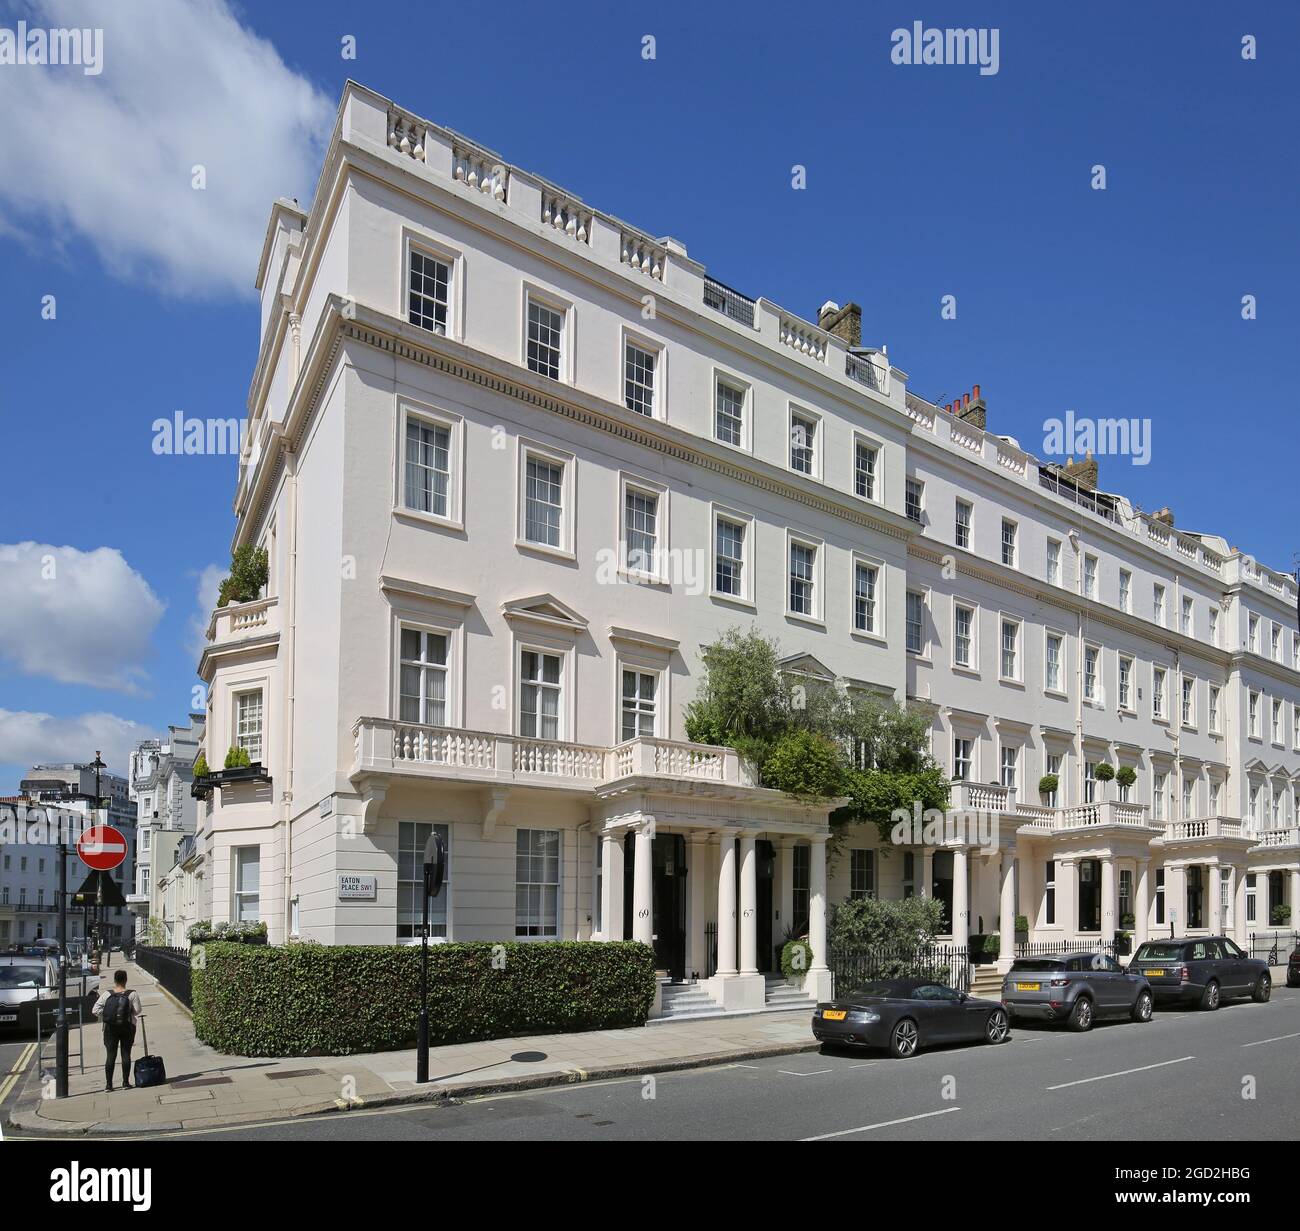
<box><xmin>13</xmin><ymin>985</ymin><xmax>1296</xmax><ymax>1142</ymax></box>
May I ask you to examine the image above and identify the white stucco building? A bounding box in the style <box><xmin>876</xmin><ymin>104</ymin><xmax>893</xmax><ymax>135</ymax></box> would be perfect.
<box><xmin>192</xmin><ymin>81</ymin><xmax>1299</xmax><ymax>1012</ymax></box>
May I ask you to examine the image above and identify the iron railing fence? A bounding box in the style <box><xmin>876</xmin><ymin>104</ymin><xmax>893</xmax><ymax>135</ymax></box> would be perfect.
<box><xmin>830</xmin><ymin>942</ymin><xmax>971</xmax><ymax>995</ymax></box>
<box><xmin>134</xmin><ymin>944</ymin><xmax>193</xmax><ymax>1009</ymax></box>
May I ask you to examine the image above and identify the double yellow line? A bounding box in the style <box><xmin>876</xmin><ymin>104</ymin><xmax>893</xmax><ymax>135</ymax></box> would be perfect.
<box><xmin>0</xmin><ymin>1042</ymin><xmax>38</xmax><ymax>1106</ymax></box>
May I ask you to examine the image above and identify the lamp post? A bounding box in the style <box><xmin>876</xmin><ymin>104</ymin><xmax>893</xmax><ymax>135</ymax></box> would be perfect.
<box><xmin>415</xmin><ymin>829</ymin><xmax>447</xmax><ymax>1084</ymax></box>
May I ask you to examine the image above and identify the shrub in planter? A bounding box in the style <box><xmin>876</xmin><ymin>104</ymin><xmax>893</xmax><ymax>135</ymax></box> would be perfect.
<box><xmin>191</xmin><ymin>940</ymin><xmax>657</xmax><ymax>1056</ymax></box>
<box><xmin>761</xmin><ymin>730</ymin><xmax>845</xmax><ymax>801</ymax></box>
<box><xmin>224</xmin><ymin>745</ymin><xmax>252</xmax><ymax>770</ymax></box>
<box><xmin>217</xmin><ymin>544</ymin><xmax>269</xmax><ymax>608</ymax></box>
<box><xmin>1121</xmin><ymin>912</ymin><xmax>1136</xmax><ymax>928</ymax></box>
<box><xmin>781</xmin><ymin>939</ymin><xmax>814</xmax><ymax>980</ymax></box>
<box><xmin>1014</xmin><ymin>915</ymin><xmax>1029</xmax><ymax>941</ymax></box>
<box><xmin>1094</xmin><ymin>763</ymin><xmax>1115</xmax><ymax>782</ymax></box>
<box><xmin>192</xmin><ymin>753</ymin><xmax>209</xmax><ymax>779</ymax></box>
<box><xmin>1038</xmin><ymin>773</ymin><xmax>1059</xmax><ymax>798</ymax></box>
<box><xmin>1272</xmin><ymin>904</ymin><xmax>1292</xmax><ymax>926</ymax></box>
<box><xmin>1115</xmin><ymin>766</ymin><xmax>1137</xmax><ymax>789</ymax></box>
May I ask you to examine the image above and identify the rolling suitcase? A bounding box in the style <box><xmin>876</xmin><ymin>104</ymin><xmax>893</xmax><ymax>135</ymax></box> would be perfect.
<box><xmin>133</xmin><ymin>1015</ymin><xmax>167</xmax><ymax>1088</ymax></box>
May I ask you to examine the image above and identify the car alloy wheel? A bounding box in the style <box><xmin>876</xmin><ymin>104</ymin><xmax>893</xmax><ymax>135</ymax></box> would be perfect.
<box><xmin>1202</xmin><ymin>981</ymin><xmax>1220</xmax><ymax>1011</ymax></box>
<box><xmin>1070</xmin><ymin>997</ymin><xmax>1093</xmax><ymax>1031</ymax></box>
<box><xmin>1132</xmin><ymin>991</ymin><xmax>1153</xmax><ymax>1022</ymax></box>
<box><xmin>986</xmin><ymin>1009</ymin><xmax>1009</xmax><ymax>1043</ymax></box>
<box><xmin>1253</xmin><ymin>974</ymin><xmax>1271</xmax><ymax>1003</ymax></box>
<box><xmin>891</xmin><ymin>1018</ymin><xmax>919</xmax><ymax>1058</ymax></box>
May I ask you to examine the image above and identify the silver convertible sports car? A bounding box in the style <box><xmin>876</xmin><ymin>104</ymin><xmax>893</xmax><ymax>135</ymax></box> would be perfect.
<box><xmin>812</xmin><ymin>977</ymin><xmax>1010</xmax><ymax>1058</ymax></box>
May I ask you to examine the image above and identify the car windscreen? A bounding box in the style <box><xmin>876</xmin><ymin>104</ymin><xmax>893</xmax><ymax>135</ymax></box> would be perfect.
<box><xmin>1133</xmin><ymin>943</ymin><xmax>1184</xmax><ymax>961</ymax></box>
<box><xmin>0</xmin><ymin>965</ymin><xmax>47</xmax><ymax>988</ymax></box>
<box><xmin>1009</xmin><ymin>959</ymin><xmax>1063</xmax><ymax>972</ymax></box>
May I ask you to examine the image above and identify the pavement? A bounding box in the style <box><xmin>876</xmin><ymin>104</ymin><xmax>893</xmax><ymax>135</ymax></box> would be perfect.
<box><xmin>5</xmin><ymin>958</ymin><xmax>819</xmax><ymax>1135</ymax></box>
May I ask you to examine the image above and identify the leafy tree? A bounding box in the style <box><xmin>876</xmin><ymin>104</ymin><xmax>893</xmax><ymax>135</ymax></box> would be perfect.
<box><xmin>829</xmin><ymin>894</ymin><xmax>947</xmax><ymax>950</ymax></box>
<box><xmin>762</xmin><ymin>730</ymin><xmax>846</xmax><ymax>800</ymax></box>
<box><xmin>217</xmin><ymin>544</ymin><xmax>269</xmax><ymax>607</ymax></box>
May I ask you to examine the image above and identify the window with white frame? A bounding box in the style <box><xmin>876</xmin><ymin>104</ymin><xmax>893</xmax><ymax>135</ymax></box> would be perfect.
<box><xmin>1044</xmin><ymin>860</ymin><xmax>1056</xmax><ymax>924</ymax></box>
<box><xmin>1153</xmin><ymin>667</ymin><xmax>1167</xmax><ymax>720</ymax></box>
<box><xmin>1084</xmin><ymin>645</ymin><xmax>1099</xmax><ymax>701</ymax></box>
<box><xmin>398</xmin><ymin>821</ymin><xmax>449</xmax><ymax>939</ymax></box>
<box><xmin>906</xmin><ymin>591</ymin><xmax>926</xmax><ymax>654</ymax></box>
<box><xmin>1153</xmin><ymin>771</ymin><xmax>1166</xmax><ymax>821</ymax></box>
<box><xmin>1119</xmin><ymin>656</ymin><xmax>1133</xmax><ymax>710</ymax></box>
<box><xmin>516</xmin><ymin>829</ymin><xmax>560</xmax><ymax>938</ymax></box>
<box><xmin>622</xmin><ymin>484</ymin><xmax>660</xmax><ymax>576</ymax></box>
<box><xmin>1209</xmin><ymin>685</ymin><xmax>1221</xmax><ymax>732</ymax></box>
<box><xmin>1294</xmin><ymin>704</ymin><xmax>1300</xmax><ymax>750</ymax></box>
<box><xmin>1153</xmin><ymin>584</ymin><xmax>1165</xmax><ymax>625</ymax></box>
<box><xmin>1182</xmin><ymin>776</ymin><xmax>1194</xmax><ymax>819</ymax></box>
<box><xmin>1119</xmin><ymin>569</ymin><xmax>1131</xmax><ymax>612</ymax></box>
<box><xmin>1209</xmin><ymin>607</ymin><xmax>1219</xmax><ymax>646</ymax></box>
<box><xmin>953</xmin><ymin>737</ymin><xmax>973</xmax><ymax>781</ymax></box>
<box><xmin>1294</xmin><ymin>631</ymin><xmax>1300</xmax><ymax>667</ymax></box>
<box><xmin>713</xmin><ymin>513</ymin><xmax>747</xmax><ymax>599</ymax></box>
<box><xmin>399</xmin><ymin>628</ymin><xmax>449</xmax><ymax>726</ymax></box>
<box><xmin>953</xmin><ymin>603</ymin><xmax>974</xmax><ymax>668</ymax></box>
<box><xmin>403</xmin><ymin>413</ymin><xmax>452</xmax><ymax>519</ymax></box>
<box><xmin>1182</xmin><ymin>676</ymin><xmax>1195</xmax><ymax>727</ymax></box>
<box><xmin>849</xmin><ymin>849</ymin><xmax>876</xmax><ymax>900</ymax></box>
<box><xmin>621</xmin><ymin>669</ymin><xmax>657</xmax><ymax>740</ymax></box>
<box><xmin>954</xmin><ymin>499</ymin><xmax>972</xmax><ymax>549</ymax></box>
<box><xmin>715</xmin><ymin>378</ymin><xmax>745</xmax><ymax>446</ymax></box>
<box><xmin>1000</xmin><ymin>745</ymin><xmax>1018</xmax><ymax>790</ymax></box>
<box><xmin>1045</xmin><ymin>633</ymin><xmax>1063</xmax><ymax>692</ymax></box>
<box><xmin>1001</xmin><ymin>519</ymin><xmax>1017</xmax><ymax>568</ymax></box>
<box><xmin>624</xmin><ymin>339</ymin><xmax>657</xmax><ymax>416</ymax></box>
<box><xmin>1182</xmin><ymin>596</ymin><xmax>1193</xmax><ymax>636</ymax></box>
<box><xmin>1272</xmin><ymin>625</ymin><xmax>1282</xmax><ymax>661</ymax></box>
<box><xmin>1084</xmin><ymin>761</ymin><xmax>1098</xmax><ymax>804</ymax></box>
<box><xmin>408</xmin><ymin>248</ymin><xmax>450</xmax><ymax>334</ymax></box>
<box><xmin>855</xmin><ymin>439</ymin><xmax>878</xmax><ymax>500</ymax></box>
<box><xmin>790</xmin><ymin>410</ymin><xmax>817</xmax><ymax>474</ymax></box>
<box><xmin>235</xmin><ymin>690</ymin><xmax>263</xmax><ymax>762</ymax></box>
<box><xmin>1249</xmin><ymin>690</ymin><xmax>1260</xmax><ymax>738</ymax></box>
<box><xmin>1000</xmin><ymin>619</ymin><xmax>1020</xmax><ymax>680</ymax></box>
<box><xmin>519</xmin><ymin>650</ymin><xmax>562</xmax><ymax>740</ymax></box>
<box><xmin>233</xmin><ymin>846</ymin><xmax>260</xmax><ymax>922</ymax></box>
<box><xmin>1249</xmin><ymin>613</ymin><xmax>1259</xmax><ymax>652</ymax></box>
<box><xmin>1046</xmin><ymin>538</ymin><xmax>1061</xmax><ymax>586</ymax></box>
<box><xmin>788</xmin><ymin>539</ymin><xmax>817</xmax><ymax>617</ymax></box>
<box><xmin>523</xmin><ymin>453</ymin><xmax>564</xmax><ymax>549</ymax></box>
<box><xmin>1246</xmin><ymin>873</ymin><xmax>1257</xmax><ymax>924</ymax></box>
<box><xmin>905</xmin><ymin>478</ymin><xmax>924</xmax><ymax>523</ymax></box>
<box><xmin>526</xmin><ymin>296</ymin><xmax>564</xmax><ymax>379</ymax></box>
<box><xmin>854</xmin><ymin>561</ymin><xmax>879</xmax><ymax>635</ymax></box>
<box><xmin>1272</xmin><ymin>698</ymin><xmax>1283</xmax><ymax>744</ymax></box>
<box><xmin>1083</xmin><ymin>553</ymin><xmax>1097</xmax><ymax>599</ymax></box>
<box><xmin>1210</xmin><ymin>780</ymin><xmax>1221</xmax><ymax>815</ymax></box>
<box><xmin>1044</xmin><ymin>753</ymin><xmax>1062</xmax><ymax>806</ymax></box>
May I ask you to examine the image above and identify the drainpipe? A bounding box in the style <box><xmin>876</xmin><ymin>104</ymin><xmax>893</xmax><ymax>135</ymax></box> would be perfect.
<box><xmin>281</xmin><ymin>446</ymin><xmax>299</xmax><ymax>940</ymax></box>
<box><xmin>1069</xmin><ymin>529</ymin><xmax>1084</xmax><ymax>805</ymax></box>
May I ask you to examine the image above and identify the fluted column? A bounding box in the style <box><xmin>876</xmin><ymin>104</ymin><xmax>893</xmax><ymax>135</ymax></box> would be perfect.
<box><xmin>808</xmin><ymin>835</ymin><xmax>829</xmax><ymax>972</ymax></box>
<box><xmin>715</xmin><ymin>832</ymin><xmax>737</xmax><ymax>976</ymax></box>
<box><xmin>739</xmin><ymin>833</ymin><xmax>758</xmax><ymax>975</ymax></box>
<box><xmin>631</xmin><ymin>821</ymin><xmax>654</xmax><ymax>946</ymax></box>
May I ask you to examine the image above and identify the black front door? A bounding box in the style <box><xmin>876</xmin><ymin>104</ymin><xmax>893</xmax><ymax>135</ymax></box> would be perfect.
<box><xmin>1078</xmin><ymin>858</ymin><xmax>1102</xmax><ymax>932</ymax></box>
<box><xmin>756</xmin><ymin>840</ymin><xmax>775</xmax><ymax>972</ymax></box>
<box><xmin>624</xmin><ymin>831</ymin><xmax>687</xmax><ymax>980</ymax></box>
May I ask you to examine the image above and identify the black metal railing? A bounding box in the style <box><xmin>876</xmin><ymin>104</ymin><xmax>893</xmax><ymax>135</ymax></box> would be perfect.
<box><xmin>1014</xmin><ymin>938</ymin><xmax>1117</xmax><ymax>958</ymax></box>
<box><xmin>134</xmin><ymin>944</ymin><xmax>193</xmax><ymax>1009</ymax></box>
<box><xmin>1248</xmin><ymin>930</ymin><xmax>1299</xmax><ymax>966</ymax></box>
<box><xmin>704</xmin><ymin>922</ymin><xmax>718</xmax><ymax>979</ymax></box>
<box><xmin>703</xmin><ymin>277</ymin><xmax>756</xmax><ymax>328</ymax></box>
<box><xmin>845</xmin><ymin>351</ymin><xmax>885</xmax><ymax>392</ymax></box>
<box><xmin>829</xmin><ymin>943</ymin><xmax>971</xmax><ymax>994</ymax></box>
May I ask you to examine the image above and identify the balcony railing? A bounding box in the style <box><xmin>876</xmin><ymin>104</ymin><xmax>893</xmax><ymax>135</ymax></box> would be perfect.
<box><xmin>206</xmin><ymin>595</ymin><xmax>278</xmax><ymax>644</ymax></box>
<box><xmin>1163</xmin><ymin>816</ymin><xmax>1246</xmax><ymax>841</ymax></box>
<box><xmin>950</xmin><ymin>781</ymin><xmax>1014</xmax><ymax>813</ymax></box>
<box><xmin>1252</xmin><ymin>826</ymin><xmax>1300</xmax><ymax>849</ymax></box>
<box><xmin>703</xmin><ymin>277</ymin><xmax>756</xmax><ymax>328</ymax></box>
<box><xmin>844</xmin><ymin>351</ymin><xmax>886</xmax><ymax>393</ymax></box>
<box><xmin>352</xmin><ymin>720</ymin><xmax>754</xmax><ymax>789</ymax></box>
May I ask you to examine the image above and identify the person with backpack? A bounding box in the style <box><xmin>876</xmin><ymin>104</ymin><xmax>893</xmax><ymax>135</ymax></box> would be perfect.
<box><xmin>92</xmin><ymin>969</ymin><xmax>143</xmax><ymax>1091</ymax></box>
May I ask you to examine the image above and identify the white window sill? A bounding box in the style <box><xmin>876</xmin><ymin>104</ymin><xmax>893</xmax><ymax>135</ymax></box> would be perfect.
<box><xmin>394</xmin><ymin>507</ymin><xmax>465</xmax><ymax>534</ymax></box>
<box><xmin>515</xmin><ymin>538</ymin><xmax>576</xmax><ymax>563</ymax></box>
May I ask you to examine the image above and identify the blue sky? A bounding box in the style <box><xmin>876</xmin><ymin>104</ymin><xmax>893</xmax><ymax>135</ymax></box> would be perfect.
<box><xmin>0</xmin><ymin>0</ymin><xmax>1296</xmax><ymax>787</ymax></box>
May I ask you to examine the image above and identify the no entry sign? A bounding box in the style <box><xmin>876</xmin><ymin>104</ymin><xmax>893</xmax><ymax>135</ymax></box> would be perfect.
<box><xmin>77</xmin><ymin>824</ymin><xmax>128</xmax><ymax>871</ymax></box>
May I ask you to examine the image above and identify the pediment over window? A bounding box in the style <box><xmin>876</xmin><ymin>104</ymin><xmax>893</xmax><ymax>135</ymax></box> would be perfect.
<box><xmin>778</xmin><ymin>653</ymin><xmax>836</xmax><ymax>682</ymax></box>
<box><xmin>501</xmin><ymin>593</ymin><xmax>589</xmax><ymax>633</ymax></box>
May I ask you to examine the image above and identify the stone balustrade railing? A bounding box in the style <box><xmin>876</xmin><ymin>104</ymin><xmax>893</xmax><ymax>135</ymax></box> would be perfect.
<box><xmin>541</xmin><ymin>192</ymin><xmax>592</xmax><ymax>244</ymax></box>
<box><xmin>206</xmin><ymin>596</ymin><xmax>279</xmax><ymax>644</ymax></box>
<box><xmin>386</xmin><ymin>107</ymin><xmax>426</xmax><ymax>161</ymax></box>
<box><xmin>1164</xmin><ymin>816</ymin><xmax>1246</xmax><ymax>841</ymax></box>
<box><xmin>620</xmin><ymin>232</ymin><xmax>664</xmax><ymax>280</ymax></box>
<box><xmin>778</xmin><ymin>315</ymin><xmax>828</xmax><ymax>361</ymax></box>
<box><xmin>1252</xmin><ymin>826</ymin><xmax>1300</xmax><ymax>848</ymax></box>
<box><xmin>453</xmin><ymin>142</ymin><xmax>508</xmax><ymax>201</ymax></box>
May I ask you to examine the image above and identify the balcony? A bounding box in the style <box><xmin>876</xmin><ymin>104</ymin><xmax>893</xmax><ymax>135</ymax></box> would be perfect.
<box><xmin>205</xmin><ymin>595</ymin><xmax>279</xmax><ymax>645</ymax></box>
<box><xmin>1250</xmin><ymin>826</ymin><xmax>1300</xmax><ymax>850</ymax></box>
<box><xmin>351</xmin><ymin>720</ymin><xmax>755</xmax><ymax>792</ymax></box>
<box><xmin>1161</xmin><ymin>816</ymin><xmax>1249</xmax><ymax>843</ymax></box>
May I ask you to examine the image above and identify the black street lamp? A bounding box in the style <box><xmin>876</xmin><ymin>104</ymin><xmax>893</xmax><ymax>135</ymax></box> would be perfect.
<box><xmin>415</xmin><ymin>829</ymin><xmax>447</xmax><ymax>1084</ymax></box>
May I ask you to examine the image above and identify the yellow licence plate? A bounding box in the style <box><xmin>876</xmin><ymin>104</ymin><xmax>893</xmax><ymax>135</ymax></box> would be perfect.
<box><xmin>822</xmin><ymin>1009</ymin><xmax>847</xmax><ymax>1021</ymax></box>
<box><xmin>1144</xmin><ymin>969</ymin><xmax>1166</xmax><ymax>977</ymax></box>
<box><xmin>1015</xmin><ymin>982</ymin><xmax>1041</xmax><ymax>992</ymax></box>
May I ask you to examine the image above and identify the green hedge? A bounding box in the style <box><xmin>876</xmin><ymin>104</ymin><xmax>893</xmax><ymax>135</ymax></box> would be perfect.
<box><xmin>191</xmin><ymin>940</ymin><xmax>657</xmax><ymax>1056</ymax></box>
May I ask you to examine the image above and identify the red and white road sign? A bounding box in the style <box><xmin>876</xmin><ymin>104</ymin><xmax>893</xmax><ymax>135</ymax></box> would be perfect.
<box><xmin>77</xmin><ymin>825</ymin><xmax>128</xmax><ymax>871</ymax></box>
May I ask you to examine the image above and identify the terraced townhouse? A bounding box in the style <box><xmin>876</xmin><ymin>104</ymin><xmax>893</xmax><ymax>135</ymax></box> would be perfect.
<box><xmin>190</xmin><ymin>80</ymin><xmax>1300</xmax><ymax>1016</ymax></box>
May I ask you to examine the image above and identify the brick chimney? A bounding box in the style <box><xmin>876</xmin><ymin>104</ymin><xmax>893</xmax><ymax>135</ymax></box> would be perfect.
<box><xmin>1150</xmin><ymin>506</ymin><xmax>1175</xmax><ymax>527</ymax></box>
<box><xmin>818</xmin><ymin>300</ymin><xmax>861</xmax><ymax>348</ymax></box>
<box><xmin>951</xmin><ymin>383</ymin><xmax>986</xmax><ymax>430</ymax></box>
<box><xmin>1062</xmin><ymin>451</ymin><xmax>1099</xmax><ymax>491</ymax></box>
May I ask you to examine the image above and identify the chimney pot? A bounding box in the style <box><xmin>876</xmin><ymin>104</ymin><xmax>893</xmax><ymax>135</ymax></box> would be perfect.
<box><xmin>973</xmin><ymin>384</ymin><xmax>981</xmax><ymax>400</ymax></box>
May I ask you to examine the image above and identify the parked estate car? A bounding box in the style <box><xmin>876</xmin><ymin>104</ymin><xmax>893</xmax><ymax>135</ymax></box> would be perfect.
<box><xmin>0</xmin><ymin>950</ymin><xmax>96</xmax><ymax>1035</ymax></box>
<box><xmin>1288</xmin><ymin>943</ymin><xmax>1300</xmax><ymax>989</ymax></box>
<box><xmin>1000</xmin><ymin>951</ymin><xmax>1153</xmax><ymax>1031</ymax></box>
<box><xmin>812</xmin><ymin>977</ymin><xmax>1010</xmax><ymax>1058</ymax></box>
<box><xmin>1130</xmin><ymin>937</ymin><xmax>1270</xmax><ymax>1009</ymax></box>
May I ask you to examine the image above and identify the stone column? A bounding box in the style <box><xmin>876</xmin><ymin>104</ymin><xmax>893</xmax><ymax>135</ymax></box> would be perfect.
<box><xmin>739</xmin><ymin>833</ymin><xmax>758</xmax><ymax>975</ymax></box>
<box><xmin>631</xmin><ymin>822</ymin><xmax>654</xmax><ymax>946</ymax></box>
<box><xmin>1291</xmin><ymin>869</ymin><xmax>1300</xmax><ymax>933</ymax></box>
<box><xmin>951</xmin><ymin>846</ymin><xmax>969</xmax><ymax>948</ymax></box>
<box><xmin>1057</xmin><ymin>858</ymin><xmax>1076</xmax><ymax>942</ymax></box>
<box><xmin>1101</xmin><ymin>856</ymin><xmax>1116</xmax><ymax>941</ymax></box>
<box><xmin>997</xmin><ymin>849</ymin><xmax>1016</xmax><ymax>968</ymax></box>
<box><xmin>688</xmin><ymin>832</ymin><xmax>709</xmax><ymax>979</ymax></box>
<box><xmin>1134</xmin><ymin>859</ymin><xmax>1151</xmax><ymax>946</ymax></box>
<box><xmin>1208</xmin><ymin>864</ymin><xmax>1222</xmax><ymax>934</ymax></box>
<box><xmin>601</xmin><ymin>829</ymin><xmax>624</xmax><ymax>942</ymax></box>
<box><xmin>715</xmin><ymin>832</ymin><xmax>737</xmax><ymax>976</ymax></box>
<box><xmin>921</xmin><ymin>847</ymin><xmax>935</xmax><ymax>899</ymax></box>
<box><xmin>1234</xmin><ymin>866</ymin><xmax>1249</xmax><ymax>947</ymax></box>
<box><xmin>805</xmin><ymin>835</ymin><xmax>833</xmax><ymax>1001</ymax></box>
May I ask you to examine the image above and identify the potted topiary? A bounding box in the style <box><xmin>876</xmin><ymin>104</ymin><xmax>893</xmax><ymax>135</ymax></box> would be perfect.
<box><xmin>1094</xmin><ymin>762</ymin><xmax>1115</xmax><ymax>798</ymax></box>
<box><xmin>1272</xmin><ymin>904</ymin><xmax>1292</xmax><ymax>927</ymax></box>
<box><xmin>1038</xmin><ymin>773</ymin><xmax>1059</xmax><ymax>801</ymax></box>
<box><xmin>190</xmin><ymin>752</ymin><xmax>213</xmax><ymax>799</ymax></box>
<box><xmin>1115</xmin><ymin>765</ymin><xmax>1137</xmax><ymax>798</ymax></box>
<box><xmin>1015</xmin><ymin>914</ymin><xmax>1029</xmax><ymax>944</ymax></box>
<box><xmin>781</xmin><ymin>938</ymin><xmax>814</xmax><ymax>983</ymax></box>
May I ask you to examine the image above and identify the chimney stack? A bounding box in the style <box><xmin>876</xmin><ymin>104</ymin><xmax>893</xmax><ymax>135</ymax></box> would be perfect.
<box><xmin>817</xmin><ymin>300</ymin><xmax>862</xmax><ymax>348</ymax></box>
<box><xmin>1062</xmin><ymin>451</ymin><xmax>1099</xmax><ymax>491</ymax></box>
<box><xmin>1150</xmin><ymin>506</ymin><xmax>1175</xmax><ymax>527</ymax></box>
<box><xmin>955</xmin><ymin>383</ymin><xmax>986</xmax><ymax>430</ymax></box>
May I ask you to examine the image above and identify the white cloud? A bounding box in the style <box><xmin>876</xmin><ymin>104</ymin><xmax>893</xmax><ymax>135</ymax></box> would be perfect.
<box><xmin>0</xmin><ymin>542</ymin><xmax>166</xmax><ymax>693</ymax></box>
<box><xmin>0</xmin><ymin>0</ymin><xmax>332</xmax><ymax>297</ymax></box>
<box><xmin>188</xmin><ymin>562</ymin><xmax>225</xmax><ymax>659</ymax></box>
<box><xmin>0</xmin><ymin>709</ymin><xmax>155</xmax><ymax>779</ymax></box>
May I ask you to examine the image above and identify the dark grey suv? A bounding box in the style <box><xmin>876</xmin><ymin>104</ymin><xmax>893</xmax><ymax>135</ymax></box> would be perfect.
<box><xmin>1130</xmin><ymin>937</ymin><xmax>1270</xmax><ymax>1009</ymax></box>
<box><xmin>1001</xmin><ymin>951</ymin><xmax>1153</xmax><ymax>1031</ymax></box>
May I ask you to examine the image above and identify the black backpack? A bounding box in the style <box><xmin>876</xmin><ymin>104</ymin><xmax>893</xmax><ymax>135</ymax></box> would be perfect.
<box><xmin>105</xmin><ymin>990</ymin><xmax>132</xmax><ymax>1031</ymax></box>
